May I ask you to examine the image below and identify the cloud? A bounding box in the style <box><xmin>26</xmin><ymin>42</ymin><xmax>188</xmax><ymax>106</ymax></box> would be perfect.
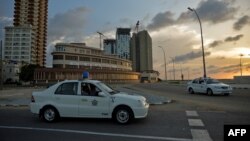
<box><xmin>207</xmin><ymin>64</ymin><xmax>239</xmax><ymax>74</ymax></box>
<box><xmin>194</xmin><ymin>0</ymin><xmax>238</xmax><ymax>24</ymax></box>
<box><xmin>224</xmin><ymin>34</ymin><xmax>244</xmax><ymax>42</ymax></box>
<box><xmin>173</xmin><ymin>51</ymin><xmax>211</xmax><ymax>63</ymax></box>
<box><xmin>46</xmin><ymin>7</ymin><xmax>90</xmax><ymax>67</ymax></box>
<box><xmin>233</xmin><ymin>15</ymin><xmax>250</xmax><ymax>30</ymax></box>
<box><xmin>209</xmin><ymin>40</ymin><xmax>223</xmax><ymax>48</ymax></box>
<box><xmin>147</xmin><ymin>11</ymin><xmax>175</xmax><ymax>31</ymax></box>
<box><xmin>48</xmin><ymin>7</ymin><xmax>90</xmax><ymax>42</ymax></box>
<box><xmin>0</xmin><ymin>16</ymin><xmax>13</xmax><ymax>39</ymax></box>
<box><xmin>147</xmin><ymin>0</ymin><xmax>238</xmax><ymax>32</ymax></box>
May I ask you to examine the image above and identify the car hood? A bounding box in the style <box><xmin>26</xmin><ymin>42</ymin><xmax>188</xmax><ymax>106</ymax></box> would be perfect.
<box><xmin>208</xmin><ymin>83</ymin><xmax>229</xmax><ymax>87</ymax></box>
<box><xmin>113</xmin><ymin>92</ymin><xmax>146</xmax><ymax>101</ymax></box>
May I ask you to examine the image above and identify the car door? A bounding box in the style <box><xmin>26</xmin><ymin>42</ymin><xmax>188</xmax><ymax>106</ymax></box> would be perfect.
<box><xmin>197</xmin><ymin>79</ymin><xmax>206</xmax><ymax>93</ymax></box>
<box><xmin>78</xmin><ymin>82</ymin><xmax>110</xmax><ymax>118</ymax></box>
<box><xmin>54</xmin><ymin>82</ymin><xmax>79</xmax><ymax>117</ymax></box>
<box><xmin>191</xmin><ymin>79</ymin><xmax>199</xmax><ymax>92</ymax></box>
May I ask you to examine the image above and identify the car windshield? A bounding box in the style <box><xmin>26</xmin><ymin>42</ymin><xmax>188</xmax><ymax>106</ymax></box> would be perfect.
<box><xmin>206</xmin><ymin>79</ymin><xmax>220</xmax><ymax>84</ymax></box>
<box><xmin>97</xmin><ymin>82</ymin><xmax>119</xmax><ymax>95</ymax></box>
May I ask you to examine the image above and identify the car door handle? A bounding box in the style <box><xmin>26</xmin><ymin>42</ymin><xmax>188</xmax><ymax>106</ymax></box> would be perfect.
<box><xmin>81</xmin><ymin>99</ymin><xmax>88</xmax><ymax>102</ymax></box>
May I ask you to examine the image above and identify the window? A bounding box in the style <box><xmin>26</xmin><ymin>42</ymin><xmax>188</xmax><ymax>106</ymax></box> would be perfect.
<box><xmin>81</xmin><ymin>83</ymin><xmax>101</xmax><ymax>96</ymax></box>
<box><xmin>53</xmin><ymin>55</ymin><xmax>63</xmax><ymax>60</ymax></box>
<box><xmin>65</xmin><ymin>55</ymin><xmax>78</xmax><ymax>60</ymax></box>
<box><xmin>79</xmin><ymin>57</ymin><xmax>90</xmax><ymax>61</ymax></box>
<box><xmin>55</xmin><ymin>82</ymin><xmax>78</xmax><ymax>95</ymax></box>
<box><xmin>92</xmin><ymin>58</ymin><xmax>101</xmax><ymax>62</ymax></box>
<box><xmin>193</xmin><ymin>79</ymin><xmax>199</xmax><ymax>84</ymax></box>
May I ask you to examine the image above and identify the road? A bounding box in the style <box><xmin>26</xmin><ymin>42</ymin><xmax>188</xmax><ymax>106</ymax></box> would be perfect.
<box><xmin>0</xmin><ymin>83</ymin><xmax>250</xmax><ymax>141</ymax></box>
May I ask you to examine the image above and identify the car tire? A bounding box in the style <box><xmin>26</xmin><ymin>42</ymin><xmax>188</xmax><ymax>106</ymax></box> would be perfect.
<box><xmin>188</xmin><ymin>88</ymin><xmax>194</xmax><ymax>94</ymax></box>
<box><xmin>207</xmin><ymin>88</ymin><xmax>213</xmax><ymax>96</ymax></box>
<box><xmin>41</xmin><ymin>106</ymin><xmax>59</xmax><ymax>122</ymax></box>
<box><xmin>113</xmin><ymin>106</ymin><xmax>134</xmax><ymax>124</ymax></box>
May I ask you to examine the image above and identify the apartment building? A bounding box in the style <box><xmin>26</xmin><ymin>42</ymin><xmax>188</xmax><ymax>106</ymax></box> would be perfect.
<box><xmin>13</xmin><ymin>0</ymin><xmax>48</xmax><ymax>66</ymax></box>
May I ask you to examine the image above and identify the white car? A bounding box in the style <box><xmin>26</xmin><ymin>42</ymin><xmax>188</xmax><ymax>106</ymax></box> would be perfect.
<box><xmin>187</xmin><ymin>77</ymin><xmax>232</xmax><ymax>96</ymax></box>
<box><xmin>30</xmin><ymin>80</ymin><xmax>149</xmax><ymax>124</ymax></box>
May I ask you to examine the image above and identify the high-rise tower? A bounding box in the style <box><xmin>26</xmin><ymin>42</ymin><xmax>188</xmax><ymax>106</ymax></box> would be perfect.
<box><xmin>116</xmin><ymin>28</ymin><xmax>131</xmax><ymax>60</ymax></box>
<box><xmin>13</xmin><ymin>0</ymin><xmax>48</xmax><ymax>67</ymax></box>
<box><xmin>130</xmin><ymin>30</ymin><xmax>153</xmax><ymax>72</ymax></box>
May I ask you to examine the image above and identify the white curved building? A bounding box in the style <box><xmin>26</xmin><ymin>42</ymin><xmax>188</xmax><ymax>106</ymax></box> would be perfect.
<box><xmin>52</xmin><ymin>43</ymin><xmax>132</xmax><ymax>71</ymax></box>
<box><xmin>33</xmin><ymin>43</ymin><xmax>139</xmax><ymax>84</ymax></box>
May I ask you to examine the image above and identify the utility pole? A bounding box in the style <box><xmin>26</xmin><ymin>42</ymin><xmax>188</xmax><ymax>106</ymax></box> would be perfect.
<box><xmin>170</xmin><ymin>57</ymin><xmax>175</xmax><ymax>80</ymax></box>
<box><xmin>240</xmin><ymin>54</ymin><xmax>244</xmax><ymax>77</ymax></box>
<box><xmin>158</xmin><ymin>46</ymin><xmax>167</xmax><ymax>80</ymax></box>
<box><xmin>0</xmin><ymin>40</ymin><xmax>3</xmax><ymax>90</ymax></box>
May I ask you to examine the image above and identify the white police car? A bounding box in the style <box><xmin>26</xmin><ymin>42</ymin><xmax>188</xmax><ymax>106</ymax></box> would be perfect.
<box><xmin>187</xmin><ymin>77</ymin><xmax>232</xmax><ymax>96</ymax></box>
<box><xmin>30</xmin><ymin>80</ymin><xmax>149</xmax><ymax>124</ymax></box>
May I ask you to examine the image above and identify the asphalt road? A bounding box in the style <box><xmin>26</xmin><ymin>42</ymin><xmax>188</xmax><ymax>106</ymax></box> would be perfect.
<box><xmin>0</xmin><ymin>83</ymin><xmax>250</xmax><ymax>141</ymax></box>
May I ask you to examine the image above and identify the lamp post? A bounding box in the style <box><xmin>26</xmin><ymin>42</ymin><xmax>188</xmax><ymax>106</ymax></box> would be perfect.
<box><xmin>158</xmin><ymin>46</ymin><xmax>167</xmax><ymax>80</ymax></box>
<box><xmin>240</xmin><ymin>54</ymin><xmax>244</xmax><ymax>77</ymax></box>
<box><xmin>188</xmin><ymin>7</ymin><xmax>207</xmax><ymax>78</ymax></box>
<box><xmin>170</xmin><ymin>57</ymin><xmax>175</xmax><ymax>80</ymax></box>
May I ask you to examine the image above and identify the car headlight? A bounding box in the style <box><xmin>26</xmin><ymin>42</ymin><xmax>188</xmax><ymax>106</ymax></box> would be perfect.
<box><xmin>214</xmin><ymin>86</ymin><xmax>221</xmax><ymax>89</ymax></box>
<box><xmin>137</xmin><ymin>100</ymin><xmax>147</xmax><ymax>107</ymax></box>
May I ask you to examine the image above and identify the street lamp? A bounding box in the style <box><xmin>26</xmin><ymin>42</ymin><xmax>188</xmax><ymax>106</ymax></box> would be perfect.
<box><xmin>188</xmin><ymin>7</ymin><xmax>207</xmax><ymax>78</ymax></box>
<box><xmin>158</xmin><ymin>46</ymin><xmax>167</xmax><ymax>80</ymax></box>
<box><xmin>240</xmin><ymin>54</ymin><xmax>244</xmax><ymax>77</ymax></box>
<box><xmin>170</xmin><ymin>57</ymin><xmax>175</xmax><ymax>80</ymax></box>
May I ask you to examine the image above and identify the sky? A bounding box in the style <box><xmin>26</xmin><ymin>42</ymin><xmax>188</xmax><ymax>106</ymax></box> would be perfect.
<box><xmin>1</xmin><ymin>0</ymin><xmax>250</xmax><ymax>80</ymax></box>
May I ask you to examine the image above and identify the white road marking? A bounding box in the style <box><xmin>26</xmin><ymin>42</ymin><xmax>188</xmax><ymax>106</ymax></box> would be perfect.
<box><xmin>186</xmin><ymin>111</ymin><xmax>198</xmax><ymax>117</ymax></box>
<box><xmin>0</xmin><ymin>125</ymin><xmax>192</xmax><ymax>141</ymax></box>
<box><xmin>191</xmin><ymin>129</ymin><xmax>213</xmax><ymax>141</ymax></box>
<box><xmin>188</xmin><ymin>119</ymin><xmax>204</xmax><ymax>127</ymax></box>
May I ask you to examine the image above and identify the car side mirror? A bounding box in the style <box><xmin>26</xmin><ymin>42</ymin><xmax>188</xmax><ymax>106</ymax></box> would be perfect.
<box><xmin>98</xmin><ymin>92</ymin><xmax>106</xmax><ymax>97</ymax></box>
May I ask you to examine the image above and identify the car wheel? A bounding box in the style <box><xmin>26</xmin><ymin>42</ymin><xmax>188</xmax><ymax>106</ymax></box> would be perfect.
<box><xmin>188</xmin><ymin>88</ymin><xmax>194</xmax><ymax>94</ymax></box>
<box><xmin>207</xmin><ymin>88</ymin><xmax>213</xmax><ymax>96</ymax></box>
<box><xmin>114</xmin><ymin>107</ymin><xmax>133</xmax><ymax>124</ymax></box>
<box><xmin>42</xmin><ymin>106</ymin><xmax>59</xmax><ymax>122</ymax></box>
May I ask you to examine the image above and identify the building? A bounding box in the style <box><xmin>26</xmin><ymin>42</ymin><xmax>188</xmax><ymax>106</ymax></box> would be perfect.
<box><xmin>116</xmin><ymin>28</ymin><xmax>131</xmax><ymax>60</ymax></box>
<box><xmin>52</xmin><ymin>43</ymin><xmax>132</xmax><ymax>70</ymax></box>
<box><xmin>103</xmin><ymin>39</ymin><xmax>116</xmax><ymax>55</ymax></box>
<box><xmin>3</xmin><ymin>26</ymin><xmax>34</xmax><ymax>64</ymax></box>
<box><xmin>13</xmin><ymin>0</ymin><xmax>48</xmax><ymax>67</ymax></box>
<box><xmin>2</xmin><ymin>61</ymin><xmax>22</xmax><ymax>83</ymax></box>
<box><xmin>130</xmin><ymin>30</ymin><xmax>153</xmax><ymax>72</ymax></box>
<box><xmin>34</xmin><ymin>43</ymin><xmax>139</xmax><ymax>84</ymax></box>
<box><xmin>140</xmin><ymin>70</ymin><xmax>159</xmax><ymax>83</ymax></box>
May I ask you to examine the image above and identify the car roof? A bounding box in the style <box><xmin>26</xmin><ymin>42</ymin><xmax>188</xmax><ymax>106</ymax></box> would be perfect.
<box><xmin>61</xmin><ymin>79</ymin><xmax>101</xmax><ymax>84</ymax></box>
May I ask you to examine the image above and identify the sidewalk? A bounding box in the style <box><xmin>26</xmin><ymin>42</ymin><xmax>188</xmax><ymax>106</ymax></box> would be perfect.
<box><xmin>0</xmin><ymin>88</ymin><xmax>44</xmax><ymax>107</ymax></box>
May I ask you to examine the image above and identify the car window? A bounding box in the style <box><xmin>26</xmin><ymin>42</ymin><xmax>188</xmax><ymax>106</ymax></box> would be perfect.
<box><xmin>193</xmin><ymin>79</ymin><xmax>199</xmax><ymax>84</ymax></box>
<box><xmin>207</xmin><ymin>79</ymin><xmax>220</xmax><ymax>84</ymax></box>
<box><xmin>81</xmin><ymin>83</ymin><xmax>101</xmax><ymax>96</ymax></box>
<box><xmin>97</xmin><ymin>82</ymin><xmax>119</xmax><ymax>94</ymax></box>
<box><xmin>199</xmin><ymin>80</ymin><xmax>205</xmax><ymax>84</ymax></box>
<box><xmin>55</xmin><ymin>82</ymin><xmax>78</xmax><ymax>95</ymax></box>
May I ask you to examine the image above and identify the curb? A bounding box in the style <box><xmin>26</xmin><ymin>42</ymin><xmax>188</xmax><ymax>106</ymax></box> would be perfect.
<box><xmin>233</xmin><ymin>87</ymin><xmax>249</xmax><ymax>89</ymax></box>
<box><xmin>0</xmin><ymin>104</ymin><xmax>29</xmax><ymax>107</ymax></box>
